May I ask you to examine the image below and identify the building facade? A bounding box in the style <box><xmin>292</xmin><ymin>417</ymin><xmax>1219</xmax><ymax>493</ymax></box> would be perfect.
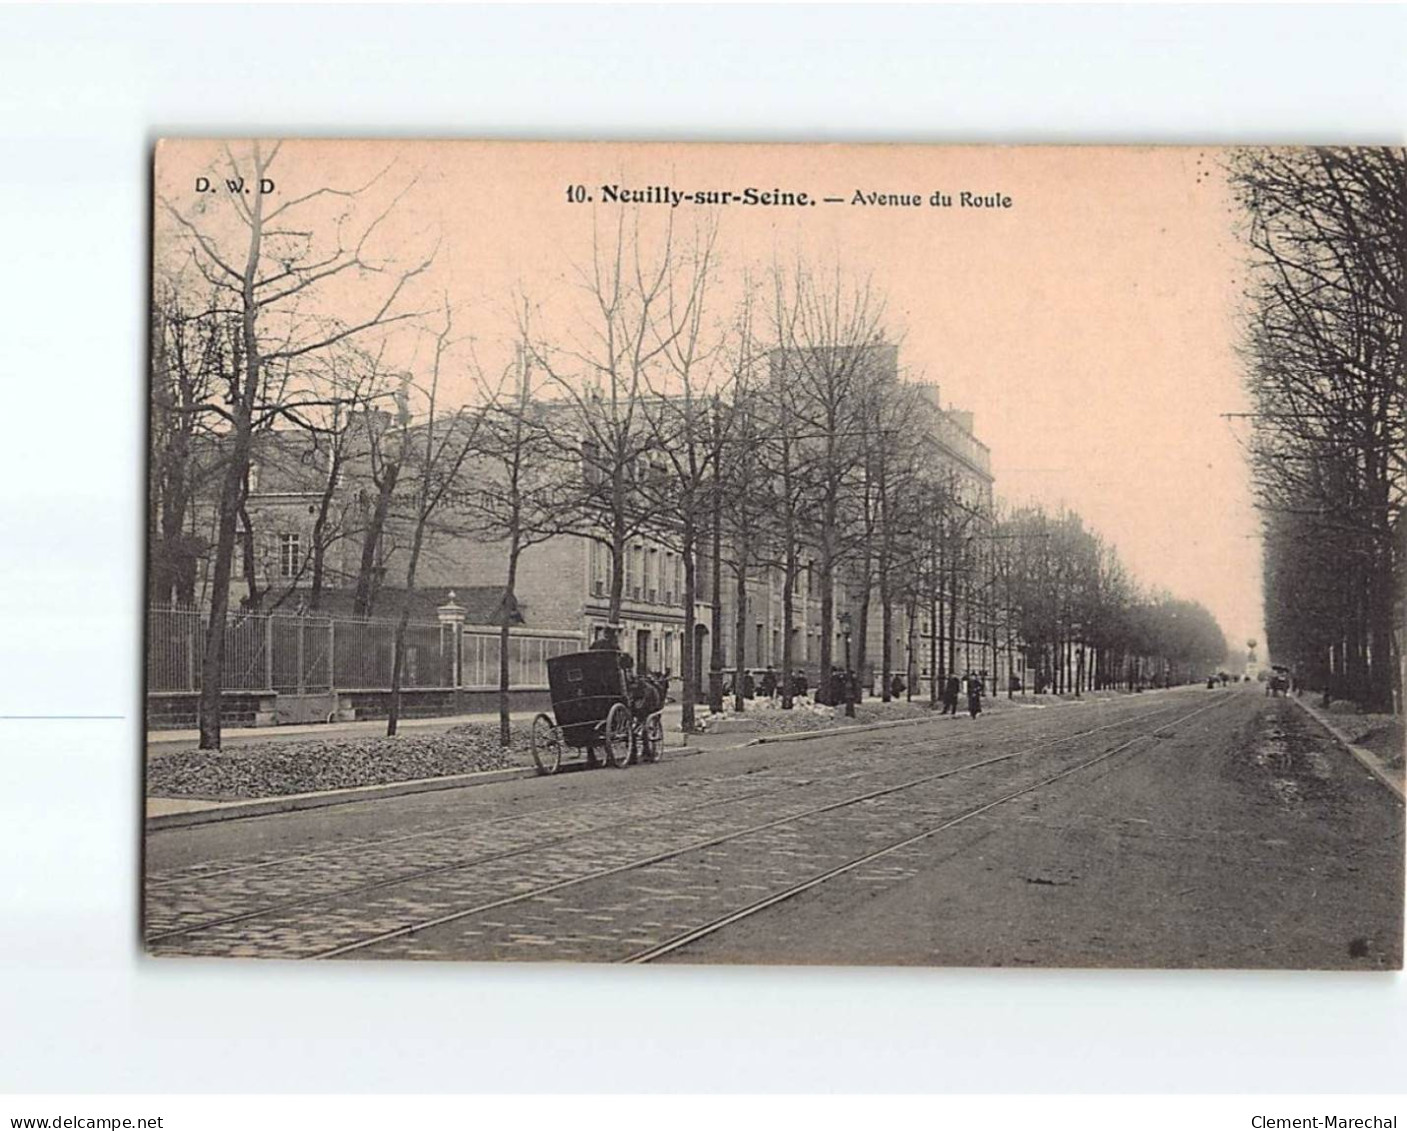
<box><xmin>175</xmin><ymin>344</ymin><xmax>1009</xmax><ymax>704</ymax></box>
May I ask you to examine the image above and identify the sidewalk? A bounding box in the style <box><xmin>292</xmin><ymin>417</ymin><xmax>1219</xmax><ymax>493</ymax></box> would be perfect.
<box><xmin>144</xmin><ymin>691</ymin><xmax>1147</xmax><ymax>826</ymax></box>
<box><xmin>146</xmin><ymin>707</ymin><xmax>557</xmax><ymax>751</ymax></box>
<box><xmin>1292</xmin><ymin>695</ymin><xmax>1404</xmax><ymax>801</ymax></box>
<box><xmin>146</xmin><ymin>692</ymin><xmax>1063</xmax><ymax>754</ymax></box>
<box><xmin>147</xmin><ymin>693</ymin><xmax>1031</xmax><ymax>749</ymax></box>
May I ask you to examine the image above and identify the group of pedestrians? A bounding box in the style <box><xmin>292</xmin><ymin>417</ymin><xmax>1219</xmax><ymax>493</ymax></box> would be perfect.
<box><xmin>729</xmin><ymin>666</ymin><xmax>811</xmax><ymax>701</ymax></box>
<box><xmin>940</xmin><ymin>672</ymin><xmax>985</xmax><ymax>718</ymax></box>
<box><xmin>592</xmin><ymin>624</ymin><xmax>987</xmax><ymax>721</ymax></box>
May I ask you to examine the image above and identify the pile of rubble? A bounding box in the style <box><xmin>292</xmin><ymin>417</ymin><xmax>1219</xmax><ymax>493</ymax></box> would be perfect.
<box><xmin>696</xmin><ymin>697</ymin><xmax>935</xmax><ymax>736</ymax></box>
<box><xmin>146</xmin><ymin>722</ymin><xmax>529</xmax><ymax>800</ymax></box>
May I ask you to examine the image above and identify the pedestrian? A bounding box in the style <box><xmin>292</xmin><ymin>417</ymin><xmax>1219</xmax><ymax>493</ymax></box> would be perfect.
<box><xmin>760</xmin><ymin>666</ymin><xmax>777</xmax><ymax>699</ymax></box>
<box><xmin>586</xmin><ymin>626</ymin><xmax>621</xmax><ymax>767</ymax></box>
<box><xmin>792</xmin><ymin>669</ymin><xmax>809</xmax><ymax>700</ymax></box>
<box><xmin>742</xmin><ymin>670</ymin><xmax>756</xmax><ymax>699</ymax></box>
<box><xmin>966</xmin><ymin>672</ymin><xmax>983</xmax><ymax>718</ymax></box>
<box><xmin>942</xmin><ymin>674</ymin><xmax>961</xmax><ymax>716</ymax></box>
<box><xmin>890</xmin><ymin>672</ymin><xmax>905</xmax><ymax>700</ymax></box>
<box><xmin>829</xmin><ymin>666</ymin><xmax>847</xmax><ymax>707</ymax></box>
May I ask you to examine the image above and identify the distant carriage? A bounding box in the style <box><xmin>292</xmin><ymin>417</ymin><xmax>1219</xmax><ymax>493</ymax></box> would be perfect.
<box><xmin>530</xmin><ymin>650</ymin><xmax>666</xmax><ymax>775</ymax></box>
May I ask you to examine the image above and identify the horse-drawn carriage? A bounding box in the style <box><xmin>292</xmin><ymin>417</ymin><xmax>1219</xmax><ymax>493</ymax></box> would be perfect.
<box><xmin>530</xmin><ymin>649</ymin><xmax>666</xmax><ymax>775</ymax></box>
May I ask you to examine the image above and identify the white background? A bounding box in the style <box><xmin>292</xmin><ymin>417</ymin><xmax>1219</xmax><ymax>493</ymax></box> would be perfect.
<box><xmin>0</xmin><ymin>3</ymin><xmax>1403</xmax><ymax>1096</ymax></box>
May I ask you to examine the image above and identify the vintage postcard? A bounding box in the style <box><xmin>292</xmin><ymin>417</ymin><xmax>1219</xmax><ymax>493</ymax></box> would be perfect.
<box><xmin>144</xmin><ymin>140</ymin><xmax>1403</xmax><ymax>967</ymax></box>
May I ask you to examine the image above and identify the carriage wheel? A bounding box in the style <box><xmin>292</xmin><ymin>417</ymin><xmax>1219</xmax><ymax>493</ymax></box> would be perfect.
<box><xmin>603</xmin><ymin>703</ymin><xmax>634</xmax><ymax>768</ymax></box>
<box><xmin>530</xmin><ymin>713</ymin><xmax>563</xmax><ymax>776</ymax></box>
<box><xmin>641</xmin><ymin>712</ymin><xmax>665</xmax><ymax>763</ymax></box>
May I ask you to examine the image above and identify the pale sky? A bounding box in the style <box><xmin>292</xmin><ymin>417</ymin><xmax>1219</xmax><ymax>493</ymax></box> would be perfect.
<box><xmin>157</xmin><ymin>140</ymin><xmax>1265</xmax><ymax>655</ymax></box>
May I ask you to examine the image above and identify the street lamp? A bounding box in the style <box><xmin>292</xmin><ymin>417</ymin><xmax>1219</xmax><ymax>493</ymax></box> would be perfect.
<box><xmin>838</xmin><ymin>610</ymin><xmax>855</xmax><ymax>718</ymax></box>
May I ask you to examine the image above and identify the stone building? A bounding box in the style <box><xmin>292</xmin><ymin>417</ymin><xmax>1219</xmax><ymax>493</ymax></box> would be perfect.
<box><xmin>174</xmin><ymin>345</ymin><xmax>1004</xmax><ymax>705</ymax></box>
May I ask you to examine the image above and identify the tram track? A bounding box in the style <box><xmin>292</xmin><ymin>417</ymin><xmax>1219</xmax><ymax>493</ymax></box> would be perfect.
<box><xmin>144</xmin><ymin>780</ymin><xmax>797</xmax><ymax>943</ymax></box>
<box><xmin>145</xmin><ymin>767</ymin><xmax>794</xmax><ymax>890</ymax></box>
<box><xmin>623</xmin><ymin>695</ymin><xmax>1232</xmax><ymax>962</ymax></box>
<box><xmin>147</xmin><ymin>706</ymin><xmax>1071</xmax><ymax>890</ymax></box>
<box><xmin>146</xmin><ymin>696</ymin><xmax>1191</xmax><ymax>945</ymax></box>
<box><xmin>307</xmin><ymin>695</ymin><xmax>1221</xmax><ymax>961</ymax></box>
<box><xmin>149</xmin><ymin>693</ymin><xmax>1184</xmax><ymax>890</ymax></box>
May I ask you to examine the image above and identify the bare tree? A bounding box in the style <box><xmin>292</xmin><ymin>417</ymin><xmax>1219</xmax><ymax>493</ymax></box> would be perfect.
<box><xmin>350</xmin><ymin>380</ymin><xmax>410</xmax><ymax>618</ymax></box>
<box><xmin>460</xmin><ymin>328</ymin><xmax>571</xmax><ymax>746</ymax></box>
<box><xmin>1230</xmin><ymin>146</ymin><xmax>1404</xmax><ymax>711</ymax></box>
<box><xmin>720</xmin><ymin>380</ymin><xmax>769</xmax><ymax>713</ymax></box>
<box><xmin>385</xmin><ymin>301</ymin><xmax>490</xmax><ymax>737</ymax></box>
<box><xmin>871</xmin><ymin>381</ymin><xmax>928</xmax><ymax>701</ymax></box>
<box><xmin>638</xmin><ymin>219</ymin><xmax>725</xmax><ymax>732</ymax></box>
<box><xmin>768</xmin><ymin>263</ymin><xmax>889</xmax><ymax>702</ymax></box>
<box><xmin>148</xmin><ymin>284</ymin><xmax>222</xmax><ymax>607</ymax></box>
<box><xmin>525</xmin><ymin>211</ymin><xmax>692</xmax><ymax>632</ymax></box>
<box><xmin>298</xmin><ymin>343</ymin><xmax>398</xmax><ymax>612</ymax></box>
<box><xmin>159</xmin><ymin>141</ymin><xmax>432</xmax><ymax>748</ymax></box>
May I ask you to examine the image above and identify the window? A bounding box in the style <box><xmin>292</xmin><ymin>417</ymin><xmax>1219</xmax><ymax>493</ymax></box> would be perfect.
<box><xmin>590</xmin><ymin>541</ymin><xmax>608</xmax><ymax>596</ymax></box>
<box><xmin>233</xmin><ymin>532</ymin><xmax>251</xmax><ymax>579</ymax></box>
<box><xmin>278</xmin><ymin>533</ymin><xmax>301</xmax><ymax>579</ymax></box>
<box><xmin>581</xmin><ymin>440</ymin><xmax>602</xmax><ymax>487</ymax></box>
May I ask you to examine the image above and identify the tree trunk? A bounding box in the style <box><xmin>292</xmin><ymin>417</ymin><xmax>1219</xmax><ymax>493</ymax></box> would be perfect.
<box><xmin>855</xmin><ymin>560</ymin><xmax>873</xmax><ymax>700</ymax></box>
<box><xmin>308</xmin><ymin>450</ymin><xmax>341</xmax><ymax>612</ymax></box>
<box><xmin>781</xmin><ymin>545</ymin><xmax>797</xmax><ymax>710</ymax></box>
<box><xmin>681</xmin><ymin>528</ymin><xmax>697</xmax><ymax>733</ymax></box>
<box><xmin>238</xmin><ymin>499</ymin><xmax>261</xmax><ymax>609</ymax></box>
<box><xmin>929</xmin><ymin>575</ymin><xmax>939</xmax><ymax>708</ymax></box>
<box><xmin>945</xmin><ymin>559</ymin><xmax>959</xmax><ymax>680</ymax></box>
<box><xmin>498</xmin><ymin>536</ymin><xmax>521</xmax><ymax>747</ymax></box>
<box><xmin>732</xmin><ymin>563</ymin><xmax>748</xmax><ymax>713</ymax></box>
<box><xmin>197</xmin><ymin>211</ymin><xmax>263</xmax><ymax>751</ymax></box>
<box><xmin>353</xmin><ymin>460</ymin><xmax>399</xmax><ymax>616</ymax></box>
<box><xmin>880</xmin><ymin>572</ymin><xmax>893</xmax><ymax>703</ymax></box>
<box><xmin>608</xmin><ymin>466</ymin><xmax>627</xmax><ymax>625</ymax></box>
<box><xmin>387</xmin><ymin>522</ymin><xmax>428</xmax><ymax>737</ymax></box>
<box><xmin>818</xmin><ymin>559</ymin><xmax>835</xmax><ymax>704</ymax></box>
<box><xmin>905</xmin><ymin>595</ymin><xmax>918</xmax><ymax>700</ymax></box>
<box><xmin>709</xmin><ymin>472</ymin><xmax>724</xmax><ymax>714</ymax></box>
<box><xmin>197</xmin><ymin>421</ymin><xmax>251</xmax><ymax>749</ymax></box>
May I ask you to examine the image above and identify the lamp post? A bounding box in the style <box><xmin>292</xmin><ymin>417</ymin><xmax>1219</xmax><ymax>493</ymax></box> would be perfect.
<box><xmin>838</xmin><ymin>610</ymin><xmax>855</xmax><ymax>718</ymax></box>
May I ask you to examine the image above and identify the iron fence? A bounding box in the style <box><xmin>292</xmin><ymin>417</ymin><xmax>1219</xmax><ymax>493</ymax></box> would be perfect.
<box><xmin>147</xmin><ymin>605</ymin><xmax>582</xmax><ymax>695</ymax></box>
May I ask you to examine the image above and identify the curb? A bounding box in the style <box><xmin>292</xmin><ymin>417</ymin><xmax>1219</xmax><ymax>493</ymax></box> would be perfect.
<box><xmin>1291</xmin><ymin>697</ymin><xmax>1404</xmax><ymax>802</ymax></box>
<box><xmin>727</xmin><ymin>690</ymin><xmax>1175</xmax><ymax>747</ymax></box>
<box><xmin>147</xmin><ymin>745</ymin><xmax>704</xmax><ymax>830</ymax></box>
<box><xmin>741</xmin><ymin>706</ymin><xmax>1032</xmax><ymax>746</ymax></box>
<box><xmin>745</xmin><ymin>713</ymin><xmax>948</xmax><ymax>746</ymax></box>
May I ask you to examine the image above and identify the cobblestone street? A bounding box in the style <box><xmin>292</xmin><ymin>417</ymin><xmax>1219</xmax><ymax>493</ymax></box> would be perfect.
<box><xmin>143</xmin><ymin>687</ymin><xmax>1403</xmax><ymax>968</ymax></box>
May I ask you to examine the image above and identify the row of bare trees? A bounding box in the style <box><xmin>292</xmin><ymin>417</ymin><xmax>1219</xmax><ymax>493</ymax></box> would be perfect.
<box><xmin>1231</xmin><ymin>147</ymin><xmax>1404</xmax><ymax>712</ymax></box>
<box><xmin>152</xmin><ymin>143</ymin><xmax>487</xmax><ymax>748</ymax></box>
<box><xmin>153</xmin><ymin>143</ymin><xmax>1237</xmax><ymax>754</ymax></box>
<box><xmin>992</xmin><ymin>506</ymin><xmax>1228</xmax><ymax>694</ymax></box>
